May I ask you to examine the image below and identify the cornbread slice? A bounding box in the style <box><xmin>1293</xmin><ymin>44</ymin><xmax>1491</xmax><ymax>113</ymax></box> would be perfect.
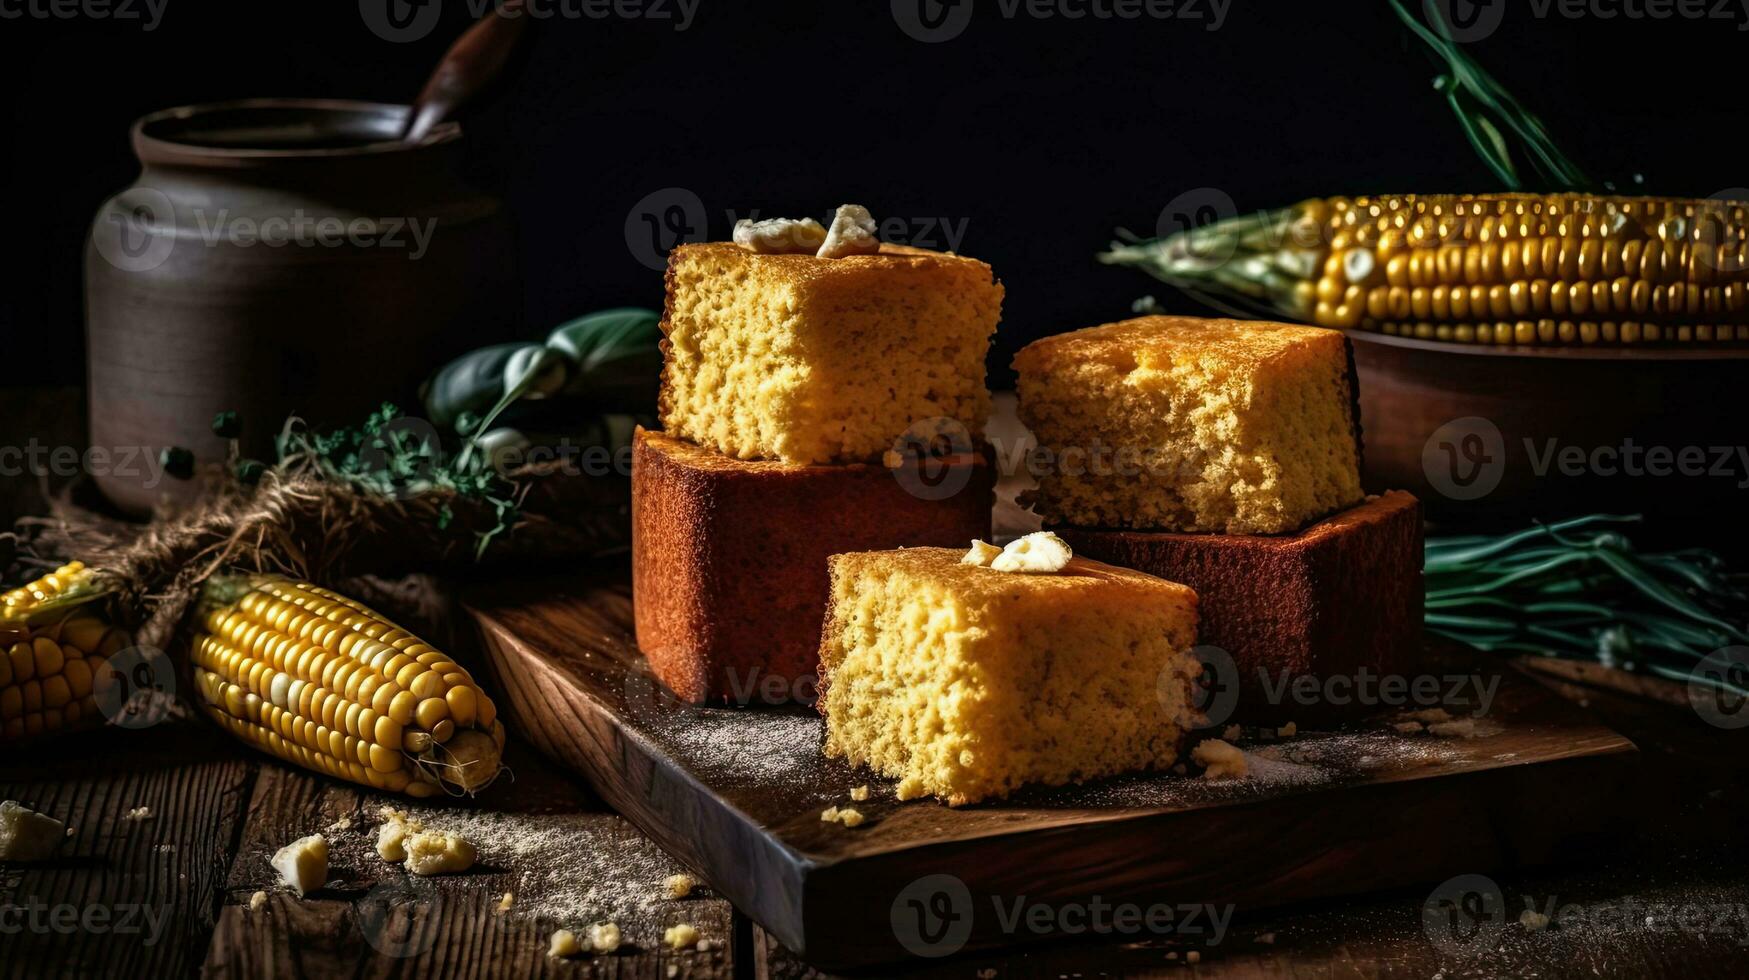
<box><xmin>659</xmin><ymin>242</ymin><xmax>1003</xmax><ymax>464</ymax></box>
<box><xmin>1060</xmin><ymin>491</ymin><xmax>1424</xmax><ymax>723</ymax></box>
<box><xmin>1014</xmin><ymin>315</ymin><xmax>1363</xmax><ymax>535</ymax></box>
<box><xmin>632</xmin><ymin>428</ymin><xmax>992</xmax><ymax>704</ymax></box>
<box><xmin>818</xmin><ymin>548</ymin><xmax>1200</xmax><ymax>805</ymax></box>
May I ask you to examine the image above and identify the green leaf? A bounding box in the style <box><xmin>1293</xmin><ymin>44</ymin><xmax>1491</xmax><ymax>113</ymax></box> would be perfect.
<box><xmin>421</xmin><ymin>344</ymin><xmax>527</xmax><ymax>432</ymax></box>
<box><xmin>546</xmin><ymin>307</ymin><xmax>664</xmax><ymax>406</ymax></box>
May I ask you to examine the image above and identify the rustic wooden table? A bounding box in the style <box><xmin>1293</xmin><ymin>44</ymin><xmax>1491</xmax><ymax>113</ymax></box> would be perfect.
<box><xmin>5</xmin><ymin>660</ymin><xmax>1747</xmax><ymax>979</ymax></box>
<box><xmin>5</xmin><ymin>386</ymin><xmax>1749</xmax><ymax>978</ymax></box>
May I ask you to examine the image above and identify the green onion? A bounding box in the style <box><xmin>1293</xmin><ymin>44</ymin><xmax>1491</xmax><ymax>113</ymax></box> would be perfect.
<box><xmin>1426</xmin><ymin>515</ymin><xmax>1749</xmax><ymax>697</ymax></box>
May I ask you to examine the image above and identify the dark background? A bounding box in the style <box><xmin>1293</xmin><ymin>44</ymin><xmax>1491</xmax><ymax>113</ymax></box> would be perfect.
<box><xmin>2</xmin><ymin>0</ymin><xmax>1745</xmax><ymax>389</ymax></box>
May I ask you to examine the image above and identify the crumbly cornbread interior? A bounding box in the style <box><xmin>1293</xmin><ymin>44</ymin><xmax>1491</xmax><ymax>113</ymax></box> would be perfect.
<box><xmin>818</xmin><ymin>547</ymin><xmax>1200</xmax><ymax>806</ymax></box>
<box><xmin>1014</xmin><ymin>315</ymin><xmax>1362</xmax><ymax>535</ymax></box>
<box><xmin>659</xmin><ymin>243</ymin><xmax>1002</xmax><ymax>464</ymax></box>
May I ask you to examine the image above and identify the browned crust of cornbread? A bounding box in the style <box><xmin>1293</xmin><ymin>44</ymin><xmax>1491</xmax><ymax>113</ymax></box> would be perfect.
<box><xmin>814</xmin><ymin>550</ymin><xmax>1200</xmax><ymax>717</ymax></box>
<box><xmin>656</xmin><ymin>242</ymin><xmax>1001</xmax><ymax>451</ymax></box>
<box><xmin>632</xmin><ymin>428</ymin><xmax>994</xmax><ymax>704</ymax></box>
<box><xmin>1013</xmin><ymin>314</ymin><xmax>1345</xmax><ymax>371</ymax></box>
<box><xmin>1056</xmin><ymin>491</ymin><xmax>1423</xmax><ymax>723</ymax></box>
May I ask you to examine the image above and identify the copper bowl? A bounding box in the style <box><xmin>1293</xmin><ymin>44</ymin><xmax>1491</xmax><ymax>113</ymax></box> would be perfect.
<box><xmin>1349</xmin><ymin>330</ymin><xmax>1749</xmax><ymax>544</ymax></box>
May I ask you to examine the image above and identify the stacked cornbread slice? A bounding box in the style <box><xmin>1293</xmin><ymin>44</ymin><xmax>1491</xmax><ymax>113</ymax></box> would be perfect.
<box><xmin>633</xmin><ymin>213</ymin><xmax>1003</xmax><ymax>704</ymax></box>
<box><xmin>1014</xmin><ymin>317</ymin><xmax>1364</xmax><ymax>534</ymax></box>
<box><xmin>659</xmin><ymin>242</ymin><xmax>1001</xmax><ymax>464</ymax></box>
<box><xmin>818</xmin><ymin>544</ymin><xmax>1201</xmax><ymax>806</ymax></box>
<box><xmin>1016</xmin><ymin>316</ymin><xmax>1423</xmax><ymax>722</ymax></box>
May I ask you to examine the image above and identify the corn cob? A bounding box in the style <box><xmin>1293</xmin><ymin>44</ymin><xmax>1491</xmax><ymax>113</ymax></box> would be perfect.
<box><xmin>1101</xmin><ymin>193</ymin><xmax>1749</xmax><ymax>345</ymax></box>
<box><xmin>0</xmin><ymin>562</ymin><xmax>131</xmax><ymax>741</ymax></box>
<box><xmin>189</xmin><ymin>573</ymin><xmax>505</xmax><ymax>797</ymax></box>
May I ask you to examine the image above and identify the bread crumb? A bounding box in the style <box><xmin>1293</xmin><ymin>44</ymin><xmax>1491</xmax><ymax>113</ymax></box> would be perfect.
<box><xmin>324</xmin><ymin>815</ymin><xmax>353</xmax><ymax>833</ymax></box>
<box><xmin>247</xmin><ymin>891</ymin><xmax>267</xmax><ymax>912</ymax></box>
<box><xmin>1519</xmin><ymin>909</ymin><xmax>1551</xmax><ymax>931</ymax></box>
<box><xmin>1221</xmin><ymin>724</ymin><xmax>1241</xmax><ymax>741</ymax></box>
<box><xmin>1404</xmin><ymin>707</ymin><xmax>1453</xmax><ymax>724</ymax></box>
<box><xmin>882</xmin><ymin>449</ymin><xmax>905</xmax><ymax>469</ymax></box>
<box><xmin>375</xmin><ymin>808</ymin><xmax>423</xmax><ymax>862</ymax></box>
<box><xmin>697</xmin><ymin>938</ymin><xmax>719</xmax><ymax>952</ymax></box>
<box><xmin>269</xmin><ymin>834</ymin><xmax>328</xmax><ymax>897</ymax></box>
<box><xmin>837</xmin><ymin>807</ymin><xmax>866</xmax><ymax>828</ymax></box>
<box><xmin>666</xmin><ymin>966</ymin><xmax>679</xmax><ymax>979</ymax></box>
<box><xmin>1191</xmin><ymin>739</ymin><xmax>1249</xmax><ymax>779</ymax></box>
<box><xmin>496</xmin><ymin>891</ymin><xmax>513</xmax><ymax>913</ymax></box>
<box><xmin>820</xmin><ymin>806</ymin><xmax>840</xmax><ymax>822</ymax></box>
<box><xmin>664</xmin><ymin>873</ymin><xmax>696</xmax><ymax>899</ymax></box>
<box><xmin>1187</xmin><ymin>950</ymin><xmax>1202</xmax><ymax>963</ymax></box>
<box><xmin>732</xmin><ymin>216</ymin><xmax>826</xmax><ymax>254</ymax></box>
<box><xmin>962</xmin><ymin>539</ymin><xmax>1003</xmax><ymax>567</ymax></box>
<box><xmin>664</xmin><ymin>923</ymin><xmax>700</xmax><ymax>950</ymax></box>
<box><xmin>1428</xmin><ymin>718</ymin><xmax>1480</xmax><ymax>738</ymax></box>
<box><xmin>816</xmin><ymin>204</ymin><xmax>880</xmax><ymax>258</ymax></box>
<box><xmin>547</xmin><ymin>928</ymin><xmax>583</xmax><ymax>958</ymax></box>
<box><xmin>588</xmin><ymin>921</ymin><xmax>622</xmax><ymax>954</ymax></box>
<box><xmin>124</xmin><ymin>806</ymin><xmax>153</xmax><ymax>822</ymax></box>
<box><xmin>1278</xmin><ymin>721</ymin><xmax>1297</xmax><ymax>737</ymax></box>
<box><xmin>849</xmin><ymin>784</ymin><xmax>870</xmax><ymax>802</ymax></box>
<box><xmin>0</xmin><ymin>800</ymin><xmax>65</xmax><ymax>860</ymax></box>
<box><xmin>990</xmin><ymin>531</ymin><xmax>1073</xmax><ymax>574</ymax></box>
<box><xmin>402</xmin><ymin>830</ymin><xmax>477</xmax><ymax>876</ymax></box>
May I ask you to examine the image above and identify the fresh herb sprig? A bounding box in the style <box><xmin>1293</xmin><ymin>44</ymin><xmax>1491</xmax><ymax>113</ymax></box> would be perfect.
<box><xmin>1387</xmin><ymin>0</ymin><xmax>1595</xmax><ymax>192</ymax></box>
<box><xmin>1426</xmin><ymin>515</ymin><xmax>1749</xmax><ymax>694</ymax></box>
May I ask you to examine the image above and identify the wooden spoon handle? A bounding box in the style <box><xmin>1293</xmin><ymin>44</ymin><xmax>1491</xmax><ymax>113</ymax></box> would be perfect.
<box><xmin>401</xmin><ymin>0</ymin><xmax>531</xmax><ymax>143</ymax></box>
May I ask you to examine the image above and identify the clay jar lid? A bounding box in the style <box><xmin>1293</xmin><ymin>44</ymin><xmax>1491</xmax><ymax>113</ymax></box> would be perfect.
<box><xmin>131</xmin><ymin>98</ymin><xmax>463</xmax><ymax>176</ymax></box>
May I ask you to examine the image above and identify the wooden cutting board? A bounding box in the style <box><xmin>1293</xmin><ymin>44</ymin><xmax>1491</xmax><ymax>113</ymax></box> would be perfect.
<box><xmin>464</xmin><ymin>570</ymin><xmax>1637</xmax><ymax>970</ymax></box>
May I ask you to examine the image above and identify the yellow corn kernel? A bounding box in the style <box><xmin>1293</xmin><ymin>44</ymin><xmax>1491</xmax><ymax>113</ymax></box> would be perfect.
<box><xmin>190</xmin><ymin>574</ymin><xmax>504</xmax><ymax>797</ymax></box>
<box><xmin>1284</xmin><ymin>194</ymin><xmax>1749</xmax><ymax>344</ymax></box>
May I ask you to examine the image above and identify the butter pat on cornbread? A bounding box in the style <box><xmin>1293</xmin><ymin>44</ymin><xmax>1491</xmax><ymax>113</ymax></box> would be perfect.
<box><xmin>1015</xmin><ymin>315</ymin><xmax>1362</xmax><ymax>535</ymax></box>
<box><xmin>818</xmin><ymin>547</ymin><xmax>1200</xmax><ymax>806</ymax></box>
<box><xmin>659</xmin><ymin>242</ymin><xmax>1002</xmax><ymax>464</ymax></box>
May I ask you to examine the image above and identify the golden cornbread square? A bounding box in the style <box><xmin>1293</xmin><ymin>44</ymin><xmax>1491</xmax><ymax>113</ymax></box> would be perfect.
<box><xmin>659</xmin><ymin>242</ymin><xmax>1003</xmax><ymax>464</ymax></box>
<box><xmin>818</xmin><ymin>547</ymin><xmax>1200</xmax><ymax>806</ymax></box>
<box><xmin>1014</xmin><ymin>315</ymin><xmax>1363</xmax><ymax>535</ymax></box>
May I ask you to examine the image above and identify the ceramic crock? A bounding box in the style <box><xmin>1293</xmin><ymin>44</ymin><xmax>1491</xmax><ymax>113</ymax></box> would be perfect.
<box><xmin>85</xmin><ymin>98</ymin><xmax>519</xmax><ymax>515</ymax></box>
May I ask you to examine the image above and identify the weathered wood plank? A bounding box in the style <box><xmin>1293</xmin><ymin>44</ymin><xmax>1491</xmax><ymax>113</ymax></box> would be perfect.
<box><xmin>466</xmin><ymin>573</ymin><xmax>1643</xmax><ymax>970</ymax></box>
<box><xmin>0</xmin><ymin>720</ymin><xmax>255</xmax><ymax>980</ymax></box>
<box><xmin>201</xmin><ymin>740</ymin><xmax>735</xmax><ymax>979</ymax></box>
